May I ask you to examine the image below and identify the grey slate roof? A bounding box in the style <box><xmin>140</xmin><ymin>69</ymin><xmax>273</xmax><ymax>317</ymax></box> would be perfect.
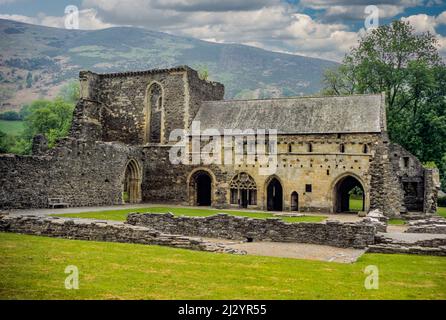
<box><xmin>192</xmin><ymin>94</ymin><xmax>384</xmax><ymax>134</ymax></box>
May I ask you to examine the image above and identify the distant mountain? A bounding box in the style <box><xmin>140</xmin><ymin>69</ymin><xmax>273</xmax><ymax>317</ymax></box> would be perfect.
<box><xmin>0</xmin><ymin>19</ymin><xmax>338</xmax><ymax>111</ymax></box>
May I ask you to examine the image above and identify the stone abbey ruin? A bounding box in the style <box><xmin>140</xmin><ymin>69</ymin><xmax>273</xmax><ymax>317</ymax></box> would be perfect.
<box><xmin>0</xmin><ymin>66</ymin><xmax>441</xmax><ymax>217</ymax></box>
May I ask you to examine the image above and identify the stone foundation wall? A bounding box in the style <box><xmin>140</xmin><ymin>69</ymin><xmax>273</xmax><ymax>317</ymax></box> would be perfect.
<box><xmin>406</xmin><ymin>217</ymin><xmax>446</xmax><ymax>234</ymax></box>
<box><xmin>127</xmin><ymin>213</ymin><xmax>376</xmax><ymax>248</ymax></box>
<box><xmin>0</xmin><ymin>215</ymin><xmax>245</xmax><ymax>254</ymax></box>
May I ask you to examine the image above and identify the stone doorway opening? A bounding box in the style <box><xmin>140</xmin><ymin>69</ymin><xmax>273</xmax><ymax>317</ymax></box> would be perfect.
<box><xmin>333</xmin><ymin>175</ymin><xmax>365</xmax><ymax>213</ymax></box>
<box><xmin>291</xmin><ymin>192</ymin><xmax>299</xmax><ymax>211</ymax></box>
<box><xmin>123</xmin><ymin>159</ymin><xmax>142</xmax><ymax>204</ymax></box>
<box><xmin>267</xmin><ymin>177</ymin><xmax>283</xmax><ymax>211</ymax></box>
<box><xmin>190</xmin><ymin>171</ymin><xmax>212</xmax><ymax>206</ymax></box>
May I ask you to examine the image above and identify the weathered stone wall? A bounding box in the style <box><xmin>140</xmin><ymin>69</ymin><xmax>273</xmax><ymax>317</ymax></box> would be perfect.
<box><xmin>127</xmin><ymin>213</ymin><xmax>376</xmax><ymax>248</ymax></box>
<box><xmin>369</xmin><ymin>138</ymin><xmax>404</xmax><ymax>217</ymax></box>
<box><xmin>0</xmin><ymin>215</ymin><xmax>245</xmax><ymax>254</ymax></box>
<box><xmin>139</xmin><ymin>133</ymin><xmax>423</xmax><ymax>217</ymax></box>
<box><xmin>0</xmin><ymin>138</ymin><xmax>141</xmax><ymax>209</ymax></box>
<box><xmin>388</xmin><ymin>143</ymin><xmax>439</xmax><ymax>214</ymax></box>
<box><xmin>74</xmin><ymin>66</ymin><xmax>224</xmax><ymax>145</ymax></box>
<box><xmin>424</xmin><ymin>168</ymin><xmax>440</xmax><ymax>213</ymax></box>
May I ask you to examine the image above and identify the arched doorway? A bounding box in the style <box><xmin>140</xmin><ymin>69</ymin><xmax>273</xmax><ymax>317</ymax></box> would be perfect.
<box><xmin>189</xmin><ymin>170</ymin><xmax>213</xmax><ymax>206</ymax></box>
<box><xmin>291</xmin><ymin>192</ymin><xmax>299</xmax><ymax>211</ymax></box>
<box><xmin>333</xmin><ymin>175</ymin><xmax>365</xmax><ymax>213</ymax></box>
<box><xmin>123</xmin><ymin>159</ymin><xmax>142</xmax><ymax>204</ymax></box>
<box><xmin>230</xmin><ymin>172</ymin><xmax>257</xmax><ymax>208</ymax></box>
<box><xmin>267</xmin><ymin>177</ymin><xmax>283</xmax><ymax>211</ymax></box>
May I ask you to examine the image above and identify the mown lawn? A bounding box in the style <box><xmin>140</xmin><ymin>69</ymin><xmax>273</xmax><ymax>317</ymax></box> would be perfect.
<box><xmin>0</xmin><ymin>232</ymin><xmax>445</xmax><ymax>300</ymax></box>
<box><xmin>389</xmin><ymin>219</ymin><xmax>406</xmax><ymax>225</ymax></box>
<box><xmin>349</xmin><ymin>198</ymin><xmax>364</xmax><ymax>211</ymax></box>
<box><xmin>52</xmin><ymin>206</ymin><xmax>327</xmax><ymax>223</ymax></box>
<box><xmin>0</xmin><ymin>120</ymin><xmax>24</xmax><ymax>136</ymax></box>
<box><xmin>438</xmin><ymin>207</ymin><xmax>446</xmax><ymax>218</ymax></box>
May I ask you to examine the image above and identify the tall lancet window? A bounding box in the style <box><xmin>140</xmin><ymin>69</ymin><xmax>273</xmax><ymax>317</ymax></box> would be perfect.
<box><xmin>146</xmin><ymin>82</ymin><xmax>163</xmax><ymax>143</ymax></box>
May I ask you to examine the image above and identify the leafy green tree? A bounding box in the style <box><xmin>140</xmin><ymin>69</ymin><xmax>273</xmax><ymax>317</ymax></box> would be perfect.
<box><xmin>196</xmin><ymin>65</ymin><xmax>210</xmax><ymax>81</ymax></box>
<box><xmin>0</xmin><ymin>130</ymin><xmax>16</xmax><ymax>153</ymax></box>
<box><xmin>323</xmin><ymin>20</ymin><xmax>446</xmax><ymax>191</ymax></box>
<box><xmin>24</xmin><ymin>99</ymin><xmax>74</xmax><ymax>147</ymax></box>
<box><xmin>59</xmin><ymin>80</ymin><xmax>80</xmax><ymax>104</ymax></box>
<box><xmin>0</xmin><ymin>111</ymin><xmax>21</xmax><ymax>120</ymax></box>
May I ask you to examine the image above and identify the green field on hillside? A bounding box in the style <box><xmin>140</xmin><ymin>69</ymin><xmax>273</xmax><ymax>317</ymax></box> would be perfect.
<box><xmin>0</xmin><ymin>120</ymin><xmax>24</xmax><ymax>136</ymax></box>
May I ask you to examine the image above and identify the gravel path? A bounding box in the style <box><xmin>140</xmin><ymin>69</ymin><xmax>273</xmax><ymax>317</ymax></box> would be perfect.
<box><xmin>381</xmin><ymin>232</ymin><xmax>446</xmax><ymax>243</ymax></box>
<box><xmin>211</xmin><ymin>240</ymin><xmax>366</xmax><ymax>263</ymax></box>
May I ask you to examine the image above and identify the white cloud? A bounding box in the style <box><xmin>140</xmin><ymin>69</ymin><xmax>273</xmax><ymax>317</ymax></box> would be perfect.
<box><xmin>402</xmin><ymin>13</ymin><xmax>438</xmax><ymax>33</ymax></box>
<box><xmin>0</xmin><ymin>9</ymin><xmax>114</xmax><ymax>30</ymax></box>
<box><xmin>299</xmin><ymin>0</ymin><xmax>425</xmax><ymax>22</ymax></box>
<box><xmin>80</xmin><ymin>0</ymin><xmax>359</xmax><ymax>61</ymax></box>
<box><xmin>1</xmin><ymin>0</ymin><xmax>444</xmax><ymax>62</ymax></box>
<box><xmin>401</xmin><ymin>12</ymin><xmax>446</xmax><ymax>59</ymax></box>
<box><xmin>436</xmin><ymin>11</ymin><xmax>446</xmax><ymax>25</ymax></box>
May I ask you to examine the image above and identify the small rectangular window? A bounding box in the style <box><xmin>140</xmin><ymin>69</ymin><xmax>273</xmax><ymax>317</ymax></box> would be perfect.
<box><xmin>363</xmin><ymin>144</ymin><xmax>368</xmax><ymax>153</ymax></box>
<box><xmin>308</xmin><ymin>143</ymin><xmax>313</xmax><ymax>152</ymax></box>
<box><xmin>403</xmin><ymin>157</ymin><xmax>410</xmax><ymax>168</ymax></box>
<box><xmin>305</xmin><ymin>184</ymin><xmax>312</xmax><ymax>193</ymax></box>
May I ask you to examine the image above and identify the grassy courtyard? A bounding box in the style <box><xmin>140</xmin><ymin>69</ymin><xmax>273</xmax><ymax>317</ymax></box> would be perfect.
<box><xmin>0</xmin><ymin>232</ymin><xmax>445</xmax><ymax>300</ymax></box>
<box><xmin>52</xmin><ymin>206</ymin><xmax>327</xmax><ymax>223</ymax></box>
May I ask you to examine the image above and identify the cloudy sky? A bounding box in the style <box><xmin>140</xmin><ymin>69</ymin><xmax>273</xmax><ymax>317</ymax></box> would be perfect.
<box><xmin>0</xmin><ymin>0</ymin><xmax>445</xmax><ymax>61</ymax></box>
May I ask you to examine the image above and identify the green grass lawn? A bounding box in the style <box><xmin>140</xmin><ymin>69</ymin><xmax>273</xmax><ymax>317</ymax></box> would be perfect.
<box><xmin>388</xmin><ymin>219</ymin><xmax>406</xmax><ymax>225</ymax></box>
<box><xmin>349</xmin><ymin>198</ymin><xmax>364</xmax><ymax>211</ymax></box>
<box><xmin>438</xmin><ymin>207</ymin><xmax>446</xmax><ymax>218</ymax></box>
<box><xmin>0</xmin><ymin>232</ymin><xmax>445</xmax><ymax>300</ymax></box>
<box><xmin>0</xmin><ymin>120</ymin><xmax>24</xmax><ymax>136</ymax></box>
<box><xmin>52</xmin><ymin>206</ymin><xmax>327</xmax><ymax>223</ymax></box>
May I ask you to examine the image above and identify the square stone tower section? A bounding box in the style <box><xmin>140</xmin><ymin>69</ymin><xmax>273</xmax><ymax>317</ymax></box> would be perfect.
<box><xmin>74</xmin><ymin>66</ymin><xmax>225</xmax><ymax>145</ymax></box>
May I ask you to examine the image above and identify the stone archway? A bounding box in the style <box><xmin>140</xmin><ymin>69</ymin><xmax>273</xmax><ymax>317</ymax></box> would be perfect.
<box><xmin>189</xmin><ymin>170</ymin><xmax>213</xmax><ymax>206</ymax></box>
<box><xmin>266</xmin><ymin>177</ymin><xmax>283</xmax><ymax>211</ymax></box>
<box><xmin>291</xmin><ymin>192</ymin><xmax>299</xmax><ymax>211</ymax></box>
<box><xmin>333</xmin><ymin>175</ymin><xmax>365</xmax><ymax>213</ymax></box>
<box><xmin>123</xmin><ymin>159</ymin><xmax>142</xmax><ymax>204</ymax></box>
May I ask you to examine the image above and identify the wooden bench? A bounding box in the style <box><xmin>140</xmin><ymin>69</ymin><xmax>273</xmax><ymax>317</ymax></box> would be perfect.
<box><xmin>48</xmin><ymin>197</ymin><xmax>70</xmax><ymax>209</ymax></box>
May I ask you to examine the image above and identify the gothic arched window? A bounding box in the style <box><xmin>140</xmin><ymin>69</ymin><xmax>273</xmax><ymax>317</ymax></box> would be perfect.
<box><xmin>230</xmin><ymin>172</ymin><xmax>257</xmax><ymax>207</ymax></box>
<box><xmin>146</xmin><ymin>82</ymin><xmax>163</xmax><ymax>143</ymax></box>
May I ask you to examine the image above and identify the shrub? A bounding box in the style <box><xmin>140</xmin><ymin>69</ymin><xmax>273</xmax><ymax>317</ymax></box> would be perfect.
<box><xmin>0</xmin><ymin>111</ymin><xmax>21</xmax><ymax>120</ymax></box>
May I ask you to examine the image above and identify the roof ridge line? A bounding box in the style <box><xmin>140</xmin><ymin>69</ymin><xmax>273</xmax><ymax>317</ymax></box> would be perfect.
<box><xmin>203</xmin><ymin>93</ymin><xmax>382</xmax><ymax>103</ymax></box>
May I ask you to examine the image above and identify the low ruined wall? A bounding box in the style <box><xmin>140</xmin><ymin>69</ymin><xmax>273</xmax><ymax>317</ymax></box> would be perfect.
<box><xmin>370</xmin><ymin>233</ymin><xmax>446</xmax><ymax>256</ymax></box>
<box><xmin>127</xmin><ymin>213</ymin><xmax>376</xmax><ymax>248</ymax></box>
<box><xmin>406</xmin><ymin>217</ymin><xmax>446</xmax><ymax>234</ymax></box>
<box><xmin>0</xmin><ymin>215</ymin><xmax>244</xmax><ymax>254</ymax></box>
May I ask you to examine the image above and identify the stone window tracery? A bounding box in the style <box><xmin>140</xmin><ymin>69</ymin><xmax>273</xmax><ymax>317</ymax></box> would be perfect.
<box><xmin>230</xmin><ymin>172</ymin><xmax>257</xmax><ymax>206</ymax></box>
